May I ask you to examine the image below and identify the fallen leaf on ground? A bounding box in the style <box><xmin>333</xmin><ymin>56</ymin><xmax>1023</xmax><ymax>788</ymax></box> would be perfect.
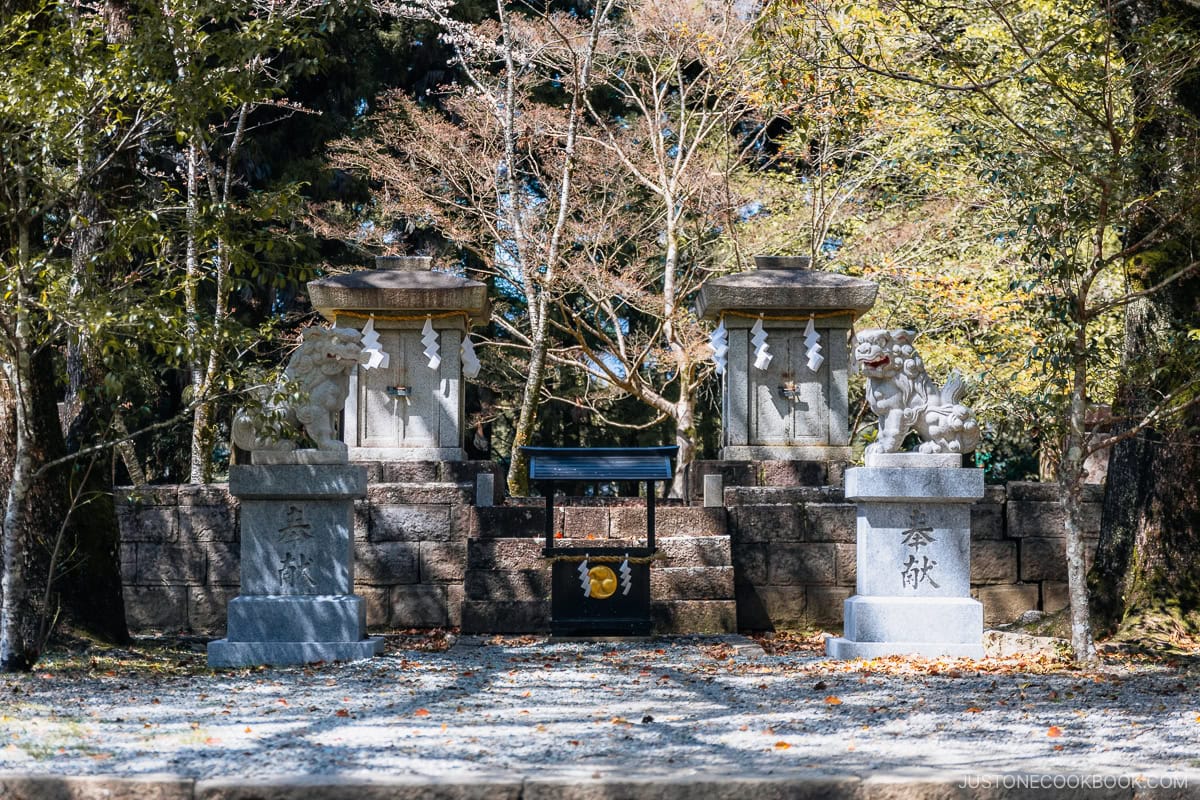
<box><xmin>966</xmin><ymin>706</ymin><xmax>982</xmax><ymax>713</ymax></box>
<box><xmin>825</xmin><ymin>696</ymin><xmax>843</xmax><ymax>705</ymax></box>
<box><xmin>1047</xmin><ymin>726</ymin><xmax>1063</xmax><ymax>737</ymax></box>
<box><xmin>774</xmin><ymin>741</ymin><xmax>791</xmax><ymax>749</ymax></box>
<box><xmin>414</xmin><ymin>708</ymin><xmax>430</xmax><ymax>717</ymax></box>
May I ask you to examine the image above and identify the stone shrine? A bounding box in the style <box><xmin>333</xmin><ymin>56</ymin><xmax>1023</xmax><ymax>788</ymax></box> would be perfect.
<box><xmin>307</xmin><ymin>256</ymin><xmax>489</xmax><ymax>461</ymax></box>
<box><xmin>696</xmin><ymin>256</ymin><xmax>877</xmax><ymax>463</ymax></box>
<box><xmin>826</xmin><ymin>329</ymin><xmax>985</xmax><ymax>659</ymax></box>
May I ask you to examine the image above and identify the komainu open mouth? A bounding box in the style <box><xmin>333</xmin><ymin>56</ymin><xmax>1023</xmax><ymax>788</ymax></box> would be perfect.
<box><xmin>861</xmin><ymin>356</ymin><xmax>890</xmax><ymax>368</ymax></box>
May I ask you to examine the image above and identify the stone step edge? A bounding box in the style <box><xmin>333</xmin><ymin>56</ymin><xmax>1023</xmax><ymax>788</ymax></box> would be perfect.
<box><xmin>0</xmin><ymin>772</ymin><xmax>1188</xmax><ymax>799</ymax></box>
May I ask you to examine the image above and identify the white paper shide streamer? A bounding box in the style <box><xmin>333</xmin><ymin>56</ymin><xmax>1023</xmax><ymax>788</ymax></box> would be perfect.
<box><xmin>359</xmin><ymin>316</ymin><xmax>390</xmax><ymax>370</ymax></box>
<box><xmin>460</xmin><ymin>334</ymin><xmax>481</xmax><ymax>379</ymax></box>
<box><xmin>619</xmin><ymin>555</ymin><xmax>632</xmax><ymax>596</ymax></box>
<box><xmin>804</xmin><ymin>315</ymin><xmax>824</xmax><ymax>372</ymax></box>
<box><xmin>578</xmin><ymin>557</ymin><xmax>591</xmax><ymax>597</ymax></box>
<box><xmin>708</xmin><ymin>318</ymin><xmax>729</xmax><ymax>376</ymax></box>
<box><xmin>421</xmin><ymin>316</ymin><xmax>441</xmax><ymax>370</ymax></box>
<box><xmin>751</xmin><ymin>316</ymin><xmax>773</xmax><ymax>371</ymax></box>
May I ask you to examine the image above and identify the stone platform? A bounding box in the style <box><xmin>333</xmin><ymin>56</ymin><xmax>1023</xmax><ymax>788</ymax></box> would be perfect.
<box><xmin>208</xmin><ymin>464</ymin><xmax>384</xmax><ymax>667</ymax></box>
<box><xmin>826</xmin><ymin>461</ymin><xmax>985</xmax><ymax>660</ymax></box>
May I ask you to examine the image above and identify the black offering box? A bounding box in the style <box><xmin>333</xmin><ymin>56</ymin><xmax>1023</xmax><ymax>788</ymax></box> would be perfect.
<box><xmin>522</xmin><ymin>446</ymin><xmax>677</xmax><ymax>637</ymax></box>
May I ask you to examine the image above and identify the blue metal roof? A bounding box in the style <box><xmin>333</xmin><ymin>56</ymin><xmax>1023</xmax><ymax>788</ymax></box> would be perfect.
<box><xmin>522</xmin><ymin>446</ymin><xmax>677</xmax><ymax>481</ymax></box>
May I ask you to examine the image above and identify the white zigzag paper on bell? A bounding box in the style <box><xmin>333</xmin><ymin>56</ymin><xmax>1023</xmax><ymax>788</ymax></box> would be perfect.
<box><xmin>804</xmin><ymin>315</ymin><xmax>824</xmax><ymax>373</ymax></box>
<box><xmin>421</xmin><ymin>317</ymin><xmax>441</xmax><ymax>370</ymax></box>
<box><xmin>460</xmin><ymin>334</ymin><xmax>481</xmax><ymax>379</ymax></box>
<box><xmin>751</xmin><ymin>316</ymin><xmax>773</xmax><ymax>371</ymax></box>
<box><xmin>359</xmin><ymin>316</ymin><xmax>390</xmax><ymax>370</ymax></box>
<box><xmin>708</xmin><ymin>318</ymin><xmax>729</xmax><ymax>376</ymax></box>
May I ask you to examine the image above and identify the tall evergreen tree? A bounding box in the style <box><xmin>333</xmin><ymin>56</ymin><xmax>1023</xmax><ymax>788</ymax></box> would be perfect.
<box><xmin>1090</xmin><ymin>0</ymin><xmax>1200</xmax><ymax>645</ymax></box>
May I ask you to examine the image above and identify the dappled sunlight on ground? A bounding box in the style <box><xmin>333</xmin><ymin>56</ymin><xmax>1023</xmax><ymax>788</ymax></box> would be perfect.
<box><xmin>1</xmin><ymin>632</ymin><xmax>1197</xmax><ymax>781</ymax></box>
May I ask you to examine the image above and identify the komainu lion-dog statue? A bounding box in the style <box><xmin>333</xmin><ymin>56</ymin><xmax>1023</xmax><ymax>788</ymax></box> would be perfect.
<box><xmin>232</xmin><ymin>326</ymin><xmax>366</xmax><ymax>460</ymax></box>
<box><xmin>854</xmin><ymin>329</ymin><xmax>980</xmax><ymax>456</ymax></box>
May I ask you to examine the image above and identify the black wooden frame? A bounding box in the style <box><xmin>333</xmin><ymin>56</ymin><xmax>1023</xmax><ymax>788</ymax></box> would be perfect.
<box><xmin>521</xmin><ymin>446</ymin><xmax>677</xmax><ymax>637</ymax></box>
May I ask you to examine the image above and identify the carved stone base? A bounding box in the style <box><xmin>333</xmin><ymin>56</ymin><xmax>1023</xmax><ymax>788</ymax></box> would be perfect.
<box><xmin>720</xmin><ymin>445</ymin><xmax>852</xmax><ymax>462</ymax></box>
<box><xmin>225</xmin><ymin>595</ymin><xmax>368</xmax><ymax>642</ymax></box>
<box><xmin>209</xmin><ymin>464</ymin><xmax>379</xmax><ymax>669</ymax></box>
<box><xmin>349</xmin><ymin>446</ymin><xmax>467</xmax><ymax>462</ymax></box>
<box><xmin>864</xmin><ymin>452</ymin><xmax>963</xmax><ymax>469</ymax></box>
<box><xmin>826</xmin><ymin>595</ymin><xmax>984</xmax><ymax>660</ymax></box>
<box><xmin>827</xmin><ymin>465</ymin><xmax>985</xmax><ymax>661</ymax></box>
<box><xmin>251</xmin><ymin>448</ymin><xmax>349</xmax><ymax>465</ymax></box>
<box><xmin>207</xmin><ymin>638</ymin><xmax>385</xmax><ymax>668</ymax></box>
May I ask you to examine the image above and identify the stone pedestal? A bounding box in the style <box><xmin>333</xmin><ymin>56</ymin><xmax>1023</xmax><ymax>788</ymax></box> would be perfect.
<box><xmin>208</xmin><ymin>465</ymin><xmax>384</xmax><ymax>667</ymax></box>
<box><xmin>826</xmin><ymin>456</ymin><xmax>985</xmax><ymax>659</ymax></box>
<box><xmin>696</xmin><ymin>256</ymin><xmax>877</xmax><ymax>464</ymax></box>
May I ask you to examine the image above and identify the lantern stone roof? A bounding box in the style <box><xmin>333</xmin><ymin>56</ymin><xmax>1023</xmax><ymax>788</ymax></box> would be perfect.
<box><xmin>308</xmin><ymin>256</ymin><xmax>489</xmax><ymax>325</ymax></box>
<box><xmin>696</xmin><ymin>256</ymin><xmax>878</xmax><ymax>320</ymax></box>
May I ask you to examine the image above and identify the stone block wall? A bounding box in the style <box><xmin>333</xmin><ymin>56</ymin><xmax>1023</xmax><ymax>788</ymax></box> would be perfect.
<box><xmin>460</xmin><ymin>503</ymin><xmax>737</xmax><ymax>635</ymax></box>
<box><xmin>117</xmin><ymin>472</ymin><xmax>1103</xmax><ymax>636</ymax></box>
<box><xmin>726</xmin><ymin>481</ymin><xmax>1103</xmax><ymax>629</ymax></box>
<box><xmin>117</xmin><ymin>485</ymin><xmax>240</xmax><ymax>633</ymax></box>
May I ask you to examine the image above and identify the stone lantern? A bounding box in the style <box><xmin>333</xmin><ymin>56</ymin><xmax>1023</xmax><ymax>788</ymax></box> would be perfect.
<box><xmin>696</xmin><ymin>256</ymin><xmax>877</xmax><ymax>463</ymax></box>
<box><xmin>307</xmin><ymin>256</ymin><xmax>489</xmax><ymax>461</ymax></box>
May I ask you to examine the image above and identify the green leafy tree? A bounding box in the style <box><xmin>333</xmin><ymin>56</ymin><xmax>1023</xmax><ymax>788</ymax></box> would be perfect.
<box><xmin>741</xmin><ymin>0</ymin><xmax>1096</xmax><ymax>483</ymax></box>
<box><xmin>0</xmin><ymin>1</ymin><xmax>193</xmax><ymax>669</ymax></box>
<box><xmin>1090</xmin><ymin>0</ymin><xmax>1200</xmax><ymax>647</ymax></box>
<box><xmin>143</xmin><ymin>0</ymin><xmax>350</xmax><ymax>483</ymax></box>
<box><xmin>779</xmin><ymin>0</ymin><xmax>1200</xmax><ymax>661</ymax></box>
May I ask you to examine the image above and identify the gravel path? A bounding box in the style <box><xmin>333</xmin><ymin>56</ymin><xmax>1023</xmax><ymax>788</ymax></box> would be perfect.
<box><xmin>2</xmin><ymin>634</ymin><xmax>1198</xmax><ymax>786</ymax></box>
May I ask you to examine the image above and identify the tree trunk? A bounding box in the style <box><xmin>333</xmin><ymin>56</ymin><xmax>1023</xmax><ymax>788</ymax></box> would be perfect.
<box><xmin>58</xmin><ymin>407</ymin><xmax>130</xmax><ymax>646</ymax></box>
<box><xmin>1</xmin><ymin>348</ymin><xmax>66</xmax><ymax>671</ymax></box>
<box><xmin>1093</xmin><ymin>409</ymin><xmax>1200</xmax><ymax>642</ymax></box>
<box><xmin>1090</xmin><ymin>0</ymin><xmax>1200</xmax><ymax>642</ymax></box>
<box><xmin>670</xmin><ymin>393</ymin><xmax>697</xmax><ymax>500</ymax></box>
<box><xmin>184</xmin><ymin>141</ymin><xmax>211</xmax><ymax>484</ymax></box>
<box><xmin>506</xmin><ymin>295</ymin><xmax>550</xmax><ymax>497</ymax></box>
<box><xmin>1059</xmin><ymin>342</ymin><xmax>1097</xmax><ymax>663</ymax></box>
<box><xmin>1</xmin><ymin>192</ymin><xmax>47</xmax><ymax>672</ymax></box>
<box><xmin>1091</xmin><ymin>274</ymin><xmax>1200</xmax><ymax>641</ymax></box>
<box><xmin>0</xmin><ymin>363</ymin><xmax>35</xmax><ymax>671</ymax></box>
